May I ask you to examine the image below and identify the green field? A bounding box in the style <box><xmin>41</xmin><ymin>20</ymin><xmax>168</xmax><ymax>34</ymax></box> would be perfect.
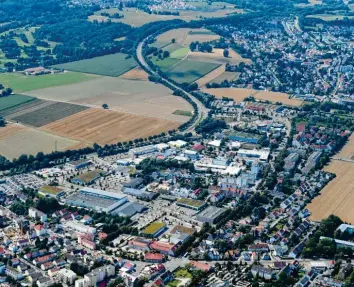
<box><xmin>53</xmin><ymin>53</ymin><xmax>137</xmax><ymax>77</ymax></box>
<box><xmin>152</xmin><ymin>57</ymin><xmax>180</xmax><ymax>71</ymax></box>
<box><xmin>0</xmin><ymin>94</ymin><xmax>36</xmax><ymax>112</ymax></box>
<box><xmin>170</xmin><ymin>47</ymin><xmax>189</xmax><ymax>59</ymax></box>
<box><xmin>0</xmin><ymin>72</ymin><xmax>96</xmax><ymax>93</ymax></box>
<box><xmin>165</xmin><ymin>60</ymin><xmax>220</xmax><ymax>84</ymax></box>
<box><xmin>173</xmin><ymin>110</ymin><xmax>193</xmax><ymax>117</ymax></box>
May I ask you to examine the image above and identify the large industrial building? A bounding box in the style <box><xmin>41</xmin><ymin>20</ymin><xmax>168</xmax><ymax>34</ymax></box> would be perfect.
<box><xmin>66</xmin><ymin>187</ymin><xmax>128</xmax><ymax>214</ymax></box>
<box><xmin>195</xmin><ymin>206</ymin><xmax>228</xmax><ymax>223</ymax></box>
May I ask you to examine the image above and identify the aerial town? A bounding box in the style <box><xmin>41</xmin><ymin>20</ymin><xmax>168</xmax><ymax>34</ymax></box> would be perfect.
<box><xmin>0</xmin><ymin>0</ymin><xmax>354</xmax><ymax>287</ymax></box>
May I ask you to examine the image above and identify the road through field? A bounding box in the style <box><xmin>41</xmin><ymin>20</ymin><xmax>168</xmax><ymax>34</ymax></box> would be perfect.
<box><xmin>137</xmin><ymin>37</ymin><xmax>208</xmax><ymax>133</ymax></box>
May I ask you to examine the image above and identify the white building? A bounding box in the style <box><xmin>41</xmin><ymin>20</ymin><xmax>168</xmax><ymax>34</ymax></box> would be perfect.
<box><xmin>83</xmin><ymin>265</ymin><xmax>115</xmax><ymax>287</ymax></box>
<box><xmin>57</xmin><ymin>269</ymin><xmax>77</xmax><ymax>285</ymax></box>
<box><xmin>237</xmin><ymin>148</ymin><xmax>270</xmax><ymax>161</ymax></box>
<box><xmin>29</xmin><ymin>207</ymin><xmax>47</xmax><ymax>222</ymax></box>
<box><xmin>129</xmin><ymin>145</ymin><xmax>157</xmax><ymax>157</ymax></box>
<box><xmin>65</xmin><ymin>220</ymin><xmax>96</xmax><ymax>234</ymax></box>
<box><xmin>168</xmin><ymin>140</ymin><xmax>187</xmax><ymax>148</ymax></box>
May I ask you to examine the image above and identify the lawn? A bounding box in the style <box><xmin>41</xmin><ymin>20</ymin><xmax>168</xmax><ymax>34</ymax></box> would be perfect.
<box><xmin>0</xmin><ymin>94</ymin><xmax>36</xmax><ymax>112</ymax></box>
<box><xmin>165</xmin><ymin>60</ymin><xmax>220</xmax><ymax>84</ymax></box>
<box><xmin>175</xmin><ymin>268</ymin><xmax>193</xmax><ymax>279</ymax></box>
<box><xmin>53</xmin><ymin>53</ymin><xmax>137</xmax><ymax>77</ymax></box>
<box><xmin>0</xmin><ymin>72</ymin><xmax>96</xmax><ymax>93</ymax></box>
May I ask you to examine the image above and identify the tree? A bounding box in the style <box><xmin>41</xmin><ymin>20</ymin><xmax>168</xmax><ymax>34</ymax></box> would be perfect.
<box><xmin>223</xmin><ymin>49</ymin><xmax>229</xmax><ymax>57</ymax></box>
<box><xmin>102</xmin><ymin>103</ymin><xmax>109</xmax><ymax>109</ymax></box>
<box><xmin>171</xmin><ymin>38</ymin><xmax>176</xmax><ymax>43</ymax></box>
<box><xmin>190</xmin><ymin>42</ymin><xmax>197</xmax><ymax>51</ymax></box>
<box><xmin>163</xmin><ymin>50</ymin><xmax>170</xmax><ymax>58</ymax></box>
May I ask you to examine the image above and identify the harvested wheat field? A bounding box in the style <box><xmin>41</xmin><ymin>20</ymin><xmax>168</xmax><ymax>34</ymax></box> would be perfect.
<box><xmin>41</xmin><ymin>108</ymin><xmax>180</xmax><ymax>145</ymax></box>
<box><xmin>202</xmin><ymin>88</ymin><xmax>304</xmax><ymax>106</ymax></box>
<box><xmin>24</xmin><ymin>77</ymin><xmax>191</xmax><ymax>122</ymax></box>
<box><xmin>188</xmin><ymin>48</ymin><xmax>252</xmax><ymax>65</ymax></box>
<box><xmin>0</xmin><ymin>123</ymin><xmax>25</xmax><ymax>140</ymax></box>
<box><xmin>0</xmin><ymin>123</ymin><xmax>78</xmax><ymax>160</ymax></box>
<box><xmin>196</xmin><ymin>65</ymin><xmax>226</xmax><ymax>87</ymax></box>
<box><xmin>307</xmin><ymin>160</ymin><xmax>354</xmax><ymax>224</ymax></box>
<box><xmin>337</xmin><ymin>133</ymin><xmax>354</xmax><ymax>159</ymax></box>
<box><xmin>119</xmin><ymin>66</ymin><xmax>149</xmax><ymax>81</ymax></box>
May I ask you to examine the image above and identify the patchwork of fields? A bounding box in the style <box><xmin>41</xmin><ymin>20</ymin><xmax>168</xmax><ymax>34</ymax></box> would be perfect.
<box><xmin>150</xmin><ymin>28</ymin><xmax>250</xmax><ymax>86</ymax></box>
<box><xmin>0</xmin><ymin>50</ymin><xmax>193</xmax><ymax>159</ymax></box>
<box><xmin>89</xmin><ymin>3</ymin><xmax>244</xmax><ymax>27</ymax></box>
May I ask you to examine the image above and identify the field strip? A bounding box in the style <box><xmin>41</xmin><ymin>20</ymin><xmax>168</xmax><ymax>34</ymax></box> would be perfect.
<box><xmin>195</xmin><ymin>64</ymin><xmax>226</xmax><ymax>88</ymax></box>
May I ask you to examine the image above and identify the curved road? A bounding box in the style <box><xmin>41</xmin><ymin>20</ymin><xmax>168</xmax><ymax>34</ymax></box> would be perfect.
<box><xmin>136</xmin><ymin>37</ymin><xmax>209</xmax><ymax>133</ymax></box>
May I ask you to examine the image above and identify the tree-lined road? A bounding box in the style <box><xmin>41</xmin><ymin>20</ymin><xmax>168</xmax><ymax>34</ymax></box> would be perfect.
<box><xmin>136</xmin><ymin>37</ymin><xmax>209</xmax><ymax>133</ymax></box>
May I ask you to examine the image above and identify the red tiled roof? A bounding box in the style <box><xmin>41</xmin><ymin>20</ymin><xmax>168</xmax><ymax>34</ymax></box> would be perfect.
<box><xmin>145</xmin><ymin>253</ymin><xmax>164</xmax><ymax>261</ymax></box>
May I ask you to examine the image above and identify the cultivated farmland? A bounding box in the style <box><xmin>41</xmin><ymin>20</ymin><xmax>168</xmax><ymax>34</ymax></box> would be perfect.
<box><xmin>307</xmin><ymin>160</ymin><xmax>354</xmax><ymax>224</ymax></box>
<box><xmin>188</xmin><ymin>48</ymin><xmax>252</xmax><ymax>65</ymax></box>
<box><xmin>41</xmin><ymin>108</ymin><xmax>181</xmax><ymax>146</ymax></box>
<box><xmin>203</xmin><ymin>88</ymin><xmax>304</xmax><ymax>106</ymax></box>
<box><xmin>90</xmin><ymin>3</ymin><xmax>244</xmax><ymax>27</ymax></box>
<box><xmin>0</xmin><ymin>72</ymin><xmax>96</xmax><ymax>93</ymax></box>
<box><xmin>195</xmin><ymin>64</ymin><xmax>226</xmax><ymax>87</ymax></box>
<box><xmin>165</xmin><ymin>59</ymin><xmax>220</xmax><ymax>84</ymax></box>
<box><xmin>119</xmin><ymin>66</ymin><xmax>149</xmax><ymax>81</ymax></box>
<box><xmin>23</xmin><ymin>77</ymin><xmax>192</xmax><ymax>122</ymax></box>
<box><xmin>209</xmin><ymin>71</ymin><xmax>239</xmax><ymax>84</ymax></box>
<box><xmin>11</xmin><ymin>102</ymin><xmax>89</xmax><ymax>127</ymax></box>
<box><xmin>0</xmin><ymin>123</ymin><xmax>78</xmax><ymax>160</ymax></box>
<box><xmin>0</xmin><ymin>94</ymin><xmax>36</xmax><ymax>112</ymax></box>
<box><xmin>155</xmin><ymin>28</ymin><xmax>220</xmax><ymax>47</ymax></box>
<box><xmin>53</xmin><ymin>53</ymin><xmax>137</xmax><ymax>77</ymax></box>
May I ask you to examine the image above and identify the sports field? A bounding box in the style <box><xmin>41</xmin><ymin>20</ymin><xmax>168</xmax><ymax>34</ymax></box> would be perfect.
<box><xmin>0</xmin><ymin>94</ymin><xmax>36</xmax><ymax>112</ymax></box>
<box><xmin>0</xmin><ymin>123</ymin><xmax>78</xmax><ymax>160</ymax></box>
<box><xmin>165</xmin><ymin>60</ymin><xmax>220</xmax><ymax>84</ymax></box>
<box><xmin>0</xmin><ymin>72</ymin><xmax>96</xmax><ymax>93</ymax></box>
<box><xmin>203</xmin><ymin>88</ymin><xmax>304</xmax><ymax>106</ymax></box>
<box><xmin>53</xmin><ymin>53</ymin><xmax>137</xmax><ymax>77</ymax></box>
<box><xmin>41</xmin><ymin>108</ymin><xmax>181</xmax><ymax>145</ymax></box>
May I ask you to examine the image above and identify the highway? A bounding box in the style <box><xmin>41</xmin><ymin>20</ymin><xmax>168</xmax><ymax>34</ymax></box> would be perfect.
<box><xmin>136</xmin><ymin>37</ymin><xmax>209</xmax><ymax>133</ymax></box>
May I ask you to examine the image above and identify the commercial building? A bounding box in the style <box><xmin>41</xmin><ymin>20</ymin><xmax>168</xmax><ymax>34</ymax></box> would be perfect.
<box><xmin>228</xmin><ymin>132</ymin><xmax>261</xmax><ymax>144</ymax></box>
<box><xmin>111</xmin><ymin>202</ymin><xmax>147</xmax><ymax>217</ymax></box>
<box><xmin>66</xmin><ymin>187</ymin><xmax>128</xmax><ymax>213</ymax></box>
<box><xmin>129</xmin><ymin>145</ymin><xmax>158</xmax><ymax>157</ymax></box>
<box><xmin>142</xmin><ymin>222</ymin><xmax>167</xmax><ymax>238</ymax></box>
<box><xmin>176</xmin><ymin>198</ymin><xmax>206</xmax><ymax>211</ymax></box>
<box><xmin>195</xmin><ymin>206</ymin><xmax>228</xmax><ymax>223</ymax></box>
<box><xmin>123</xmin><ymin>188</ymin><xmax>157</xmax><ymax>201</ymax></box>
<box><xmin>237</xmin><ymin>148</ymin><xmax>270</xmax><ymax>162</ymax></box>
<box><xmin>168</xmin><ymin>140</ymin><xmax>187</xmax><ymax>148</ymax></box>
